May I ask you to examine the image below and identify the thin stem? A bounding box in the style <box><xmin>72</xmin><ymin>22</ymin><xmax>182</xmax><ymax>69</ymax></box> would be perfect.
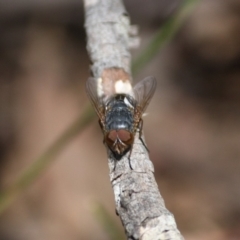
<box><xmin>132</xmin><ymin>0</ymin><xmax>199</xmax><ymax>75</ymax></box>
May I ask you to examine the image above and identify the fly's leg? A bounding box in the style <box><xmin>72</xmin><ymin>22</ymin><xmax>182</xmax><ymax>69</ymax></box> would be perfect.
<box><xmin>128</xmin><ymin>146</ymin><xmax>134</xmax><ymax>170</ymax></box>
<box><xmin>127</xmin><ymin>119</ymin><xmax>149</xmax><ymax>170</ymax></box>
<box><xmin>98</xmin><ymin>119</ymin><xmax>102</xmax><ymax>127</ymax></box>
<box><xmin>98</xmin><ymin>120</ymin><xmax>105</xmax><ymax>144</ymax></box>
<box><xmin>138</xmin><ymin>119</ymin><xmax>149</xmax><ymax>153</ymax></box>
<box><xmin>113</xmin><ymin>158</ymin><xmax>117</xmax><ymax>171</ymax></box>
<box><xmin>109</xmin><ymin>150</ymin><xmax>117</xmax><ymax>171</ymax></box>
<box><xmin>98</xmin><ymin>119</ymin><xmax>117</xmax><ymax>171</ymax></box>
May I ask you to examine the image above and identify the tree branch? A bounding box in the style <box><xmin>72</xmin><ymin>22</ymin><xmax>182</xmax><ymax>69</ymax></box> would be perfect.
<box><xmin>84</xmin><ymin>0</ymin><xmax>184</xmax><ymax>239</ymax></box>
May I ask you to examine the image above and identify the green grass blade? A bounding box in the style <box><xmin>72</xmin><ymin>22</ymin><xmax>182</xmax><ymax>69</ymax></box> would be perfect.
<box><xmin>132</xmin><ymin>0</ymin><xmax>199</xmax><ymax>75</ymax></box>
<box><xmin>0</xmin><ymin>104</ymin><xmax>95</xmax><ymax>214</ymax></box>
<box><xmin>93</xmin><ymin>203</ymin><xmax>125</xmax><ymax>240</ymax></box>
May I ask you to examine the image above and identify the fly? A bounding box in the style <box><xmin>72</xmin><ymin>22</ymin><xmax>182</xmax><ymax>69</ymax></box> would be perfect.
<box><xmin>86</xmin><ymin>76</ymin><xmax>156</xmax><ymax>166</ymax></box>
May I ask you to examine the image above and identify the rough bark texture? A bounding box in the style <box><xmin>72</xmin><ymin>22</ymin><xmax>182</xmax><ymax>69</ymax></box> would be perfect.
<box><xmin>84</xmin><ymin>0</ymin><xmax>184</xmax><ymax>239</ymax></box>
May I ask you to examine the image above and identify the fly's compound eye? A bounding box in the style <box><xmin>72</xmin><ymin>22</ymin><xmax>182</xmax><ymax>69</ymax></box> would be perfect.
<box><xmin>105</xmin><ymin>130</ymin><xmax>134</xmax><ymax>156</ymax></box>
<box><xmin>106</xmin><ymin>130</ymin><xmax>134</xmax><ymax>145</ymax></box>
<box><xmin>107</xmin><ymin>130</ymin><xmax>118</xmax><ymax>143</ymax></box>
<box><xmin>117</xmin><ymin>129</ymin><xmax>132</xmax><ymax>143</ymax></box>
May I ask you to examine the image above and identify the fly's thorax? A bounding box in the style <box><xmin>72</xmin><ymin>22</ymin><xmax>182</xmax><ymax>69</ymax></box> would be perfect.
<box><xmin>104</xmin><ymin>94</ymin><xmax>135</xmax><ymax>132</ymax></box>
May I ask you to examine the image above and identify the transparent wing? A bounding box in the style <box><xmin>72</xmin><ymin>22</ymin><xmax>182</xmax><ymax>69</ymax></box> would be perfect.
<box><xmin>86</xmin><ymin>77</ymin><xmax>105</xmax><ymax>120</ymax></box>
<box><xmin>133</xmin><ymin>76</ymin><xmax>157</xmax><ymax>113</ymax></box>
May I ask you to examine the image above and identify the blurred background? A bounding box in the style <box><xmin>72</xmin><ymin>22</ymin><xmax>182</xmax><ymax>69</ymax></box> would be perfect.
<box><xmin>0</xmin><ymin>0</ymin><xmax>240</xmax><ymax>239</ymax></box>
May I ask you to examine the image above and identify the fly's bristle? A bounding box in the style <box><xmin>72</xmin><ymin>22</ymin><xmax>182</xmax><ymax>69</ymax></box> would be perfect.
<box><xmin>124</xmin><ymin>96</ymin><xmax>134</xmax><ymax>108</ymax></box>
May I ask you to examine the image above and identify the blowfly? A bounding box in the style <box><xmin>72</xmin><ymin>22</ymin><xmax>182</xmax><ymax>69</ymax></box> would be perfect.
<box><xmin>86</xmin><ymin>76</ymin><xmax>156</xmax><ymax>162</ymax></box>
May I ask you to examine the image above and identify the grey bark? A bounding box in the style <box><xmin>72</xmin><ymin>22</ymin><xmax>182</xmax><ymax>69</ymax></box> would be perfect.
<box><xmin>84</xmin><ymin>0</ymin><xmax>184</xmax><ymax>239</ymax></box>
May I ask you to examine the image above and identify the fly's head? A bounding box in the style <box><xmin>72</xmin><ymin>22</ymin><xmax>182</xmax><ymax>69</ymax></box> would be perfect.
<box><xmin>105</xmin><ymin>129</ymin><xmax>134</xmax><ymax>159</ymax></box>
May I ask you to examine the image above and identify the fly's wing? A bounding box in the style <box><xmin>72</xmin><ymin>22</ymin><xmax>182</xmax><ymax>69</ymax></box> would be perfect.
<box><xmin>133</xmin><ymin>76</ymin><xmax>157</xmax><ymax>114</ymax></box>
<box><xmin>86</xmin><ymin>77</ymin><xmax>105</xmax><ymax>120</ymax></box>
